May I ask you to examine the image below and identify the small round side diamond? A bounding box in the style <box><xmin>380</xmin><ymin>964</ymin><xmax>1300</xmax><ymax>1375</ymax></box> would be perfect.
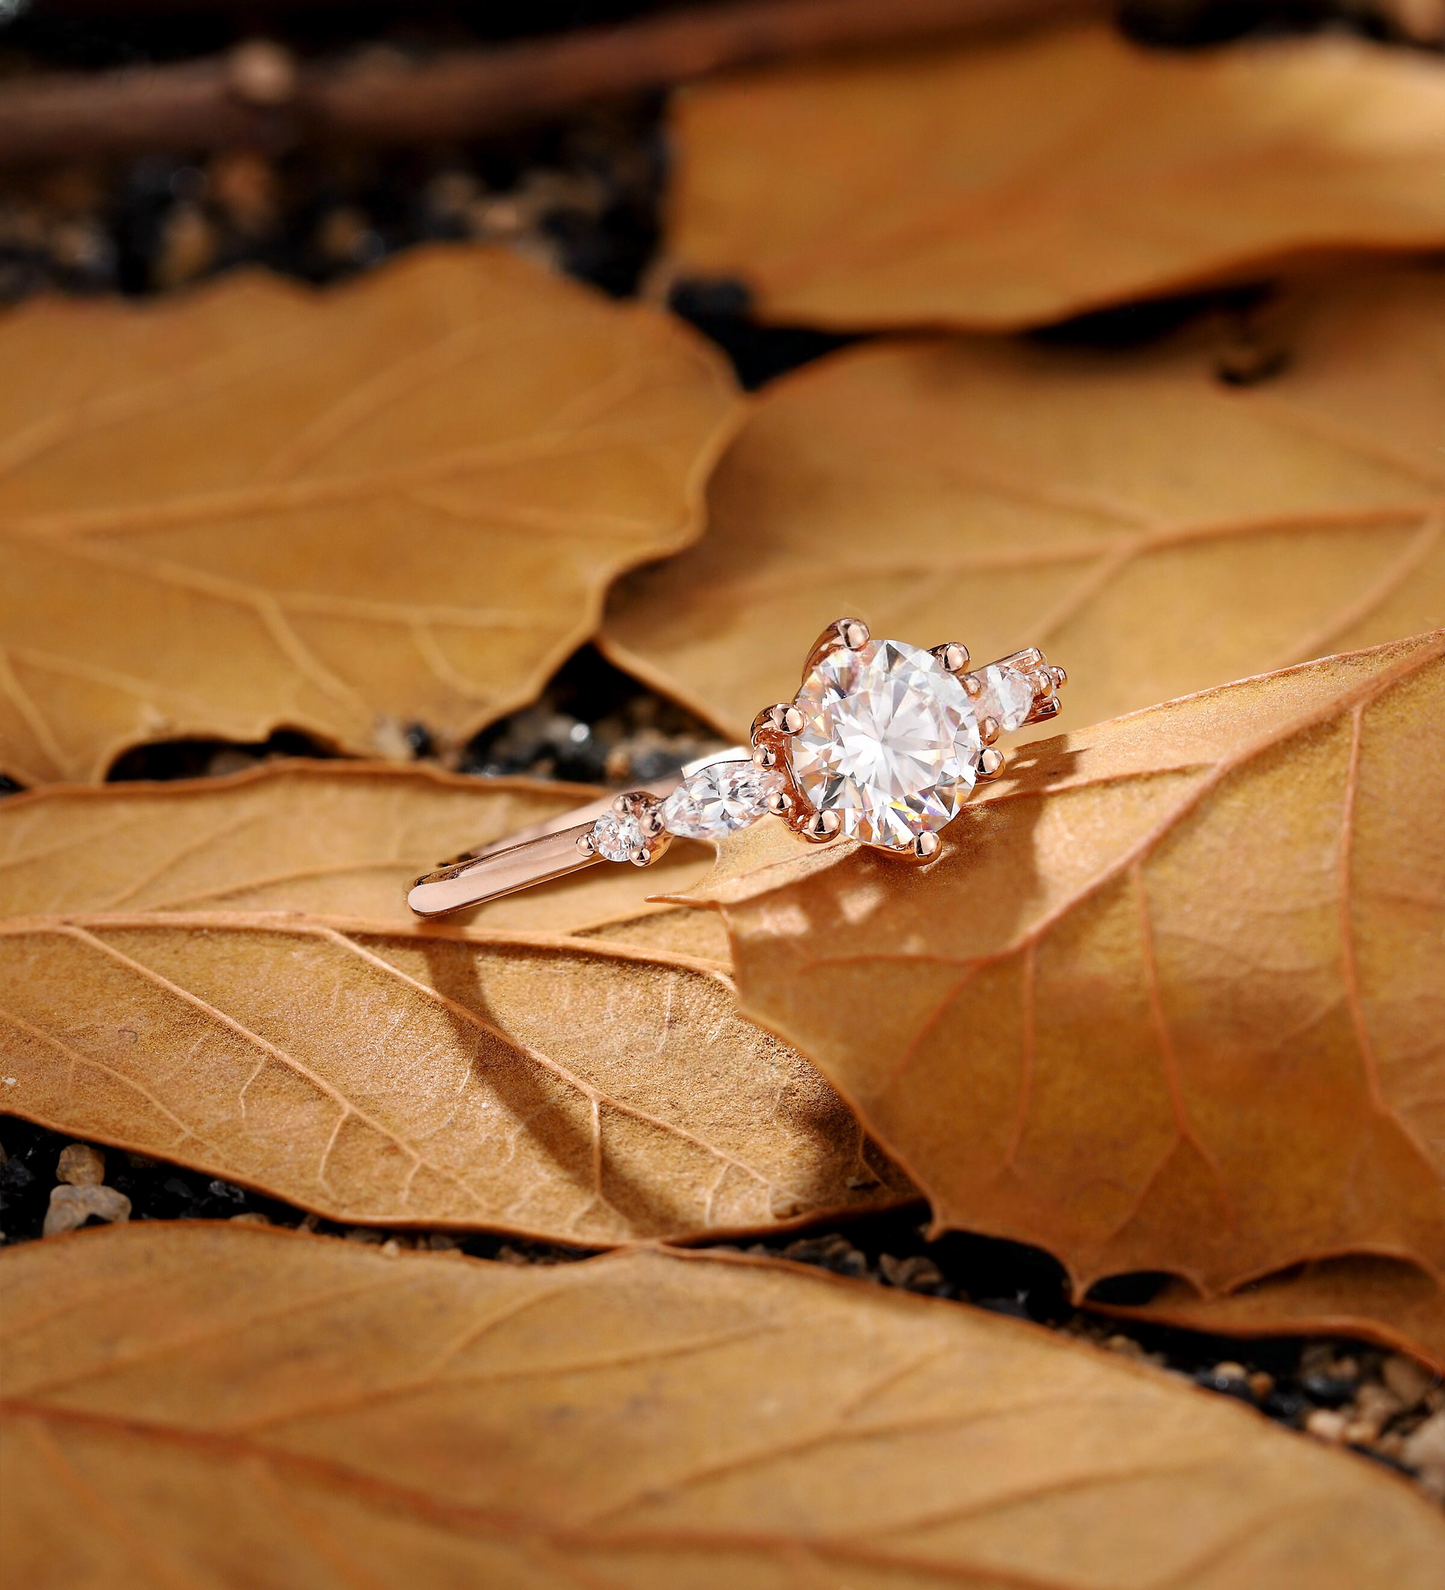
<box><xmin>590</xmin><ymin>811</ymin><xmax>645</xmax><ymax>862</ymax></box>
<box><xmin>663</xmin><ymin>760</ymin><xmax>783</xmax><ymax>839</ymax></box>
<box><xmin>976</xmin><ymin>663</ymin><xmax>1035</xmax><ymax>732</ymax></box>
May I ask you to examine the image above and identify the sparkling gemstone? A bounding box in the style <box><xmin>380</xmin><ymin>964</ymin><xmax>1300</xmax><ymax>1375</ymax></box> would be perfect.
<box><xmin>590</xmin><ymin>811</ymin><xmax>645</xmax><ymax>862</ymax></box>
<box><xmin>663</xmin><ymin>759</ymin><xmax>783</xmax><ymax>839</ymax></box>
<box><xmin>790</xmin><ymin>637</ymin><xmax>980</xmax><ymax>848</ymax></box>
<box><xmin>976</xmin><ymin>662</ymin><xmax>1035</xmax><ymax>732</ymax></box>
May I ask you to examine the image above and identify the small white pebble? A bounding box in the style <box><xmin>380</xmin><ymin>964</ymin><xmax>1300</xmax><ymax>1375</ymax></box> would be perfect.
<box><xmin>56</xmin><ymin>1143</ymin><xmax>105</xmax><ymax>1187</ymax></box>
<box><xmin>3</xmin><ymin>1078</ymin><xmax>16</xmax><ymax>1087</ymax></box>
<box><xmin>1354</xmin><ymin>1382</ymin><xmax>1404</xmax><ymax>1425</ymax></box>
<box><xmin>1305</xmin><ymin>1408</ymin><xmax>1348</xmax><ymax>1444</ymax></box>
<box><xmin>1402</xmin><ymin>1409</ymin><xmax>1445</xmax><ymax>1470</ymax></box>
<box><xmin>43</xmin><ymin>1184</ymin><xmax>131</xmax><ymax>1238</ymax></box>
<box><xmin>1383</xmin><ymin>1354</ymin><xmax>1437</xmax><ymax>1410</ymax></box>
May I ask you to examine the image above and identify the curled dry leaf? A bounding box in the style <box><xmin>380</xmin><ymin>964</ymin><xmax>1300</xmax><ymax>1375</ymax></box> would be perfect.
<box><xmin>0</xmin><ymin>762</ymin><xmax>913</xmax><ymax>1241</ymax></box>
<box><xmin>667</xmin><ymin>24</ymin><xmax>1445</xmax><ymax>330</ymax></box>
<box><xmin>603</xmin><ymin>269</ymin><xmax>1445</xmax><ymax>744</ymax></box>
<box><xmin>0</xmin><ymin>245</ymin><xmax>741</xmax><ymax>786</ymax></box>
<box><xmin>6</xmin><ymin>1224</ymin><xmax>1445</xmax><ymax>1589</ymax></box>
<box><xmin>1099</xmin><ymin>1256</ymin><xmax>1445</xmax><ymax>1378</ymax></box>
<box><xmin>679</xmin><ymin>635</ymin><xmax>1445</xmax><ymax>1316</ymax></box>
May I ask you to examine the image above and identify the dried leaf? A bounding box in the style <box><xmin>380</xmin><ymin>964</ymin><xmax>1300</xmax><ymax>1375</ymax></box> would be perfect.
<box><xmin>667</xmin><ymin>25</ymin><xmax>1445</xmax><ymax>330</ymax></box>
<box><xmin>0</xmin><ymin>763</ymin><xmax>912</xmax><ymax>1240</ymax></box>
<box><xmin>6</xmin><ymin>1224</ymin><xmax>1445</xmax><ymax>1589</ymax></box>
<box><xmin>603</xmin><ymin>269</ymin><xmax>1445</xmax><ymax>744</ymax></box>
<box><xmin>681</xmin><ymin>635</ymin><xmax>1445</xmax><ymax>1307</ymax></box>
<box><xmin>0</xmin><ymin>246</ymin><xmax>741</xmax><ymax>786</ymax></box>
<box><xmin>1100</xmin><ymin>1256</ymin><xmax>1445</xmax><ymax>1378</ymax></box>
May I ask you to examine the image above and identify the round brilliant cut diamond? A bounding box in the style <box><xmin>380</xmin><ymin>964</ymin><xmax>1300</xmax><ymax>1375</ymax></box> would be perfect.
<box><xmin>976</xmin><ymin>662</ymin><xmax>1034</xmax><ymax>732</ymax></box>
<box><xmin>663</xmin><ymin>759</ymin><xmax>782</xmax><ymax>839</ymax></box>
<box><xmin>590</xmin><ymin>811</ymin><xmax>645</xmax><ymax>862</ymax></box>
<box><xmin>789</xmin><ymin>638</ymin><xmax>980</xmax><ymax>848</ymax></box>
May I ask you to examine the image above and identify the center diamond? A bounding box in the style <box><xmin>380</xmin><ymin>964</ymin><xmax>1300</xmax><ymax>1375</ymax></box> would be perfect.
<box><xmin>789</xmin><ymin>637</ymin><xmax>980</xmax><ymax>848</ymax></box>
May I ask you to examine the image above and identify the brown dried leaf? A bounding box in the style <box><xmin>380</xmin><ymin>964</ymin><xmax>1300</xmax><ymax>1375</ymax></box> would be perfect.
<box><xmin>603</xmin><ymin>269</ymin><xmax>1445</xmax><ymax>744</ymax></box>
<box><xmin>0</xmin><ymin>763</ymin><xmax>912</xmax><ymax>1240</ymax></box>
<box><xmin>0</xmin><ymin>246</ymin><xmax>741</xmax><ymax>786</ymax></box>
<box><xmin>667</xmin><ymin>25</ymin><xmax>1445</xmax><ymax>330</ymax></box>
<box><xmin>681</xmin><ymin>635</ymin><xmax>1445</xmax><ymax>1306</ymax></box>
<box><xmin>7</xmin><ymin>1224</ymin><xmax>1445</xmax><ymax>1589</ymax></box>
<box><xmin>1100</xmin><ymin>1257</ymin><xmax>1445</xmax><ymax>1378</ymax></box>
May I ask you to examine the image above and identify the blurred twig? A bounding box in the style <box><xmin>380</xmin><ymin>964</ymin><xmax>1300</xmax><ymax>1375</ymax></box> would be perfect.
<box><xmin>0</xmin><ymin>0</ymin><xmax>1111</xmax><ymax>166</ymax></box>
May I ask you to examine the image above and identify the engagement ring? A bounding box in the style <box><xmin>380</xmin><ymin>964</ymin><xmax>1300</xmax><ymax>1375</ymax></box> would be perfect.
<box><xmin>408</xmin><ymin>618</ymin><xmax>1065</xmax><ymax>917</ymax></box>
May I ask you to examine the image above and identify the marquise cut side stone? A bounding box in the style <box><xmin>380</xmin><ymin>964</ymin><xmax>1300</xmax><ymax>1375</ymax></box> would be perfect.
<box><xmin>976</xmin><ymin>662</ymin><xmax>1035</xmax><ymax>732</ymax></box>
<box><xmin>790</xmin><ymin>637</ymin><xmax>980</xmax><ymax>849</ymax></box>
<box><xmin>663</xmin><ymin>760</ymin><xmax>783</xmax><ymax>839</ymax></box>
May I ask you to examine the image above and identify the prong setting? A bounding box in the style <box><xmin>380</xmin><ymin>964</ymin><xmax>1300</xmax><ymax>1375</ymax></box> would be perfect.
<box><xmin>802</xmin><ymin>615</ymin><xmax>870</xmax><ymax>677</ymax></box>
<box><xmin>912</xmin><ymin>831</ymin><xmax>941</xmax><ymax>861</ymax></box>
<box><xmin>976</xmin><ymin>747</ymin><xmax>1005</xmax><ymax>780</ymax></box>
<box><xmin>930</xmin><ymin>642</ymin><xmax>969</xmax><ymax>674</ymax></box>
<box><xmin>765</xmin><ymin>702</ymin><xmax>805</xmax><ymax>735</ymax></box>
<box><xmin>979</xmin><ymin>715</ymin><xmax>1000</xmax><ymax>746</ymax></box>
<box><xmin>800</xmin><ymin>809</ymin><xmax>842</xmax><ymax>842</ymax></box>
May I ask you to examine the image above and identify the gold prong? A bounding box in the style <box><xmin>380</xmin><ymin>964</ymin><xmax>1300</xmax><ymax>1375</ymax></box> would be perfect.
<box><xmin>976</xmin><ymin>748</ymin><xmax>1005</xmax><ymax>780</ymax></box>
<box><xmin>930</xmin><ymin>642</ymin><xmax>969</xmax><ymax>673</ymax></box>
<box><xmin>629</xmin><ymin>847</ymin><xmax>652</xmax><ymax>866</ymax></box>
<box><xmin>800</xmin><ymin>809</ymin><xmax>842</xmax><ymax>842</ymax></box>
<box><xmin>961</xmin><ymin>672</ymin><xmax>983</xmax><ymax>700</ymax></box>
<box><xmin>764</xmin><ymin>789</ymin><xmax>794</xmax><ymax>817</ymax></box>
<box><xmin>753</xmin><ymin>743</ymin><xmax>779</xmax><ymax>770</ymax></box>
<box><xmin>838</xmin><ymin>618</ymin><xmax>869</xmax><ymax>650</ymax></box>
<box><xmin>765</xmin><ymin>702</ymin><xmax>805</xmax><ymax>735</ymax></box>
<box><xmin>803</xmin><ymin>616</ymin><xmax>870</xmax><ymax>676</ymax></box>
<box><xmin>576</xmin><ymin>831</ymin><xmax>597</xmax><ymax>856</ymax></box>
<box><xmin>1028</xmin><ymin>697</ymin><xmax>1062</xmax><ymax>723</ymax></box>
<box><xmin>999</xmin><ymin>647</ymin><xmax>1043</xmax><ymax>669</ymax></box>
<box><xmin>613</xmin><ymin>790</ymin><xmax>653</xmax><ymax>816</ymax></box>
<box><xmin>1050</xmin><ymin>665</ymin><xmax>1068</xmax><ymax>690</ymax></box>
<box><xmin>979</xmin><ymin>715</ymin><xmax>1000</xmax><ymax>746</ymax></box>
<box><xmin>912</xmin><ymin>830</ymin><xmax>941</xmax><ymax>861</ymax></box>
<box><xmin>637</xmin><ymin>807</ymin><xmax>665</xmax><ymax>838</ymax></box>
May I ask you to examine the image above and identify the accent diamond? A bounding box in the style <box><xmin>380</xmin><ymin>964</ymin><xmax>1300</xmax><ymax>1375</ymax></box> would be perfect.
<box><xmin>662</xmin><ymin>759</ymin><xmax>783</xmax><ymax>839</ymax></box>
<box><xmin>590</xmin><ymin>811</ymin><xmax>645</xmax><ymax>862</ymax></box>
<box><xmin>790</xmin><ymin>637</ymin><xmax>980</xmax><ymax>848</ymax></box>
<box><xmin>976</xmin><ymin>662</ymin><xmax>1035</xmax><ymax>732</ymax></box>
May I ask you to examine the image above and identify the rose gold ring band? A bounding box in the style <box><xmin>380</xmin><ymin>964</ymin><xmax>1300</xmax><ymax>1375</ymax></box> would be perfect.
<box><xmin>405</xmin><ymin>756</ymin><xmax>743</xmax><ymax>919</ymax></box>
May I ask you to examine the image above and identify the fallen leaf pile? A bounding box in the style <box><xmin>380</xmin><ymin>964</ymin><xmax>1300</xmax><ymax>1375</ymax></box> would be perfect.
<box><xmin>666</xmin><ymin>24</ymin><xmax>1445</xmax><ymax>330</ymax></box>
<box><xmin>0</xmin><ymin>245</ymin><xmax>741</xmax><ymax>786</ymax></box>
<box><xmin>4</xmin><ymin>10</ymin><xmax>1445</xmax><ymax>1568</ymax></box>
<box><xmin>0</xmin><ymin>762</ymin><xmax>914</xmax><ymax>1240</ymax></box>
<box><xmin>5</xmin><ymin>1224</ymin><xmax>1445</xmax><ymax>1587</ymax></box>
